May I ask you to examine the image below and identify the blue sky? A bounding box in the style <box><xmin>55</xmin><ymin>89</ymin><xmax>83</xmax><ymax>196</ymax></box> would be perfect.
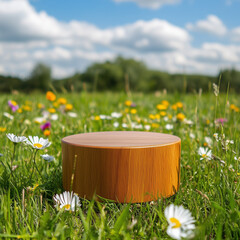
<box><xmin>31</xmin><ymin>0</ymin><xmax>239</xmax><ymax>29</ymax></box>
<box><xmin>0</xmin><ymin>0</ymin><xmax>240</xmax><ymax>77</ymax></box>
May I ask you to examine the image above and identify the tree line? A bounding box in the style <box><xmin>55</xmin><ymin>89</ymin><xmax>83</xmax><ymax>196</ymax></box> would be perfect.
<box><xmin>0</xmin><ymin>57</ymin><xmax>239</xmax><ymax>93</ymax></box>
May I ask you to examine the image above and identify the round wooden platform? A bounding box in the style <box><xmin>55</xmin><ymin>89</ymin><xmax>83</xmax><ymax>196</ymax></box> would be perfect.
<box><xmin>62</xmin><ymin>131</ymin><xmax>181</xmax><ymax>203</ymax></box>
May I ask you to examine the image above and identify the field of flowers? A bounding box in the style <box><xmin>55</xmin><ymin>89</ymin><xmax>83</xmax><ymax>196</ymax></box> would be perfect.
<box><xmin>0</xmin><ymin>88</ymin><xmax>240</xmax><ymax>239</ymax></box>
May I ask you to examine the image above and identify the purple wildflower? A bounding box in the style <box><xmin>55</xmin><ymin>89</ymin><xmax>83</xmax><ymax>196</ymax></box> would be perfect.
<box><xmin>40</xmin><ymin>121</ymin><xmax>51</xmax><ymax>131</ymax></box>
<box><xmin>130</xmin><ymin>103</ymin><xmax>137</xmax><ymax>107</ymax></box>
<box><xmin>8</xmin><ymin>100</ymin><xmax>19</xmax><ymax>113</ymax></box>
<box><xmin>215</xmin><ymin>118</ymin><xmax>228</xmax><ymax>125</ymax></box>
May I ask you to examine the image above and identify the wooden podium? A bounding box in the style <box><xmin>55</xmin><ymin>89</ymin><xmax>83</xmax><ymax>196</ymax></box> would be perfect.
<box><xmin>62</xmin><ymin>131</ymin><xmax>181</xmax><ymax>203</ymax></box>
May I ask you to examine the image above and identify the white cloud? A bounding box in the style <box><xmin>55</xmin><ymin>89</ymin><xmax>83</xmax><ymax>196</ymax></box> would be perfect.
<box><xmin>231</xmin><ymin>27</ymin><xmax>240</xmax><ymax>42</ymax></box>
<box><xmin>0</xmin><ymin>0</ymin><xmax>239</xmax><ymax>78</ymax></box>
<box><xmin>113</xmin><ymin>0</ymin><xmax>181</xmax><ymax>9</ymax></box>
<box><xmin>191</xmin><ymin>43</ymin><xmax>240</xmax><ymax>63</ymax></box>
<box><xmin>186</xmin><ymin>15</ymin><xmax>227</xmax><ymax>36</ymax></box>
<box><xmin>108</xmin><ymin>19</ymin><xmax>190</xmax><ymax>52</ymax></box>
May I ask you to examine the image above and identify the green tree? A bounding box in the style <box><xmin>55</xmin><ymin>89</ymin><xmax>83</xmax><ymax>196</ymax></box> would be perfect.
<box><xmin>27</xmin><ymin>63</ymin><xmax>52</xmax><ymax>91</ymax></box>
<box><xmin>218</xmin><ymin>69</ymin><xmax>240</xmax><ymax>93</ymax></box>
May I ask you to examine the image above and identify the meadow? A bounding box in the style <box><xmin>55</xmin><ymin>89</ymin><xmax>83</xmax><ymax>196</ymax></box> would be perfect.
<box><xmin>0</xmin><ymin>89</ymin><xmax>240</xmax><ymax>239</ymax></box>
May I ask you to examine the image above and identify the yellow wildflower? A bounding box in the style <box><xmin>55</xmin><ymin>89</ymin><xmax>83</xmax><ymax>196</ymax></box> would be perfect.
<box><xmin>38</xmin><ymin>103</ymin><xmax>44</xmax><ymax>109</ymax></box>
<box><xmin>0</xmin><ymin>127</ymin><xmax>6</xmax><ymax>132</ymax></box>
<box><xmin>235</xmin><ymin>107</ymin><xmax>240</xmax><ymax>112</ymax></box>
<box><xmin>230</xmin><ymin>104</ymin><xmax>236</xmax><ymax>110</ymax></box>
<box><xmin>151</xmin><ymin>123</ymin><xmax>160</xmax><ymax>128</ymax></box>
<box><xmin>130</xmin><ymin>109</ymin><xmax>137</xmax><ymax>114</ymax></box>
<box><xmin>44</xmin><ymin>130</ymin><xmax>51</xmax><ymax>136</ymax></box>
<box><xmin>206</xmin><ymin>119</ymin><xmax>210</xmax><ymax>125</ymax></box>
<box><xmin>230</xmin><ymin>104</ymin><xmax>240</xmax><ymax>112</ymax></box>
<box><xmin>161</xmin><ymin>100</ymin><xmax>169</xmax><ymax>107</ymax></box>
<box><xmin>17</xmin><ymin>108</ymin><xmax>22</xmax><ymax>113</ymax></box>
<box><xmin>53</xmin><ymin>102</ymin><xmax>59</xmax><ymax>108</ymax></box>
<box><xmin>176</xmin><ymin>102</ymin><xmax>183</xmax><ymax>108</ymax></box>
<box><xmin>125</xmin><ymin>108</ymin><xmax>129</xmax><ymax>113</ymax></box>
<box><xmin>149</xmin><ymin>114</ymin><xmax>155</xmax><ymax>120</ymax></box>
<box><xmin>160</xmin><ymin>111</ymin><xmax>167</xmax><ymax>116</ymax></box>
<box><xmin>176</xmin><ymin>113</ymin><xmax>186</xmax><ymax>121</ymax></box>
<box><xmin>46</xmin><ymin>91</ymin><xmax>56</xmax><ymax>101</ymax></box>
<box><xmin>156</xmin><ymin>104</ymin><xmax>167</xmax><ymax>110</ymax></box>
<box><xmin>125</xmin><ymin>100</ymin><xmax>132</xmax><ymax>107</ymax></box>
<box><xmin>57</xmin><ymin>98</ymin><xmax>67</xmax><ymax>105</ymax></box>
<box><xmin>171</xmin><ymin>104</ymin><xmax>178</xmax><ymax>110</ymax></box>
<box><xmin>155</xmin><ymin>114</ymin><xmax>160</xmax><ymax>119</ymax></box>
<box><xmin>22</xmin><ymin>105</ymin><xmax>32</xmax><ymax>111</ymax></box>
<box><xmin>48</xmin><ymin>108</ymin><xmax>56</xmax><ymax>113</ymax></box>
<box><xmin>65</xmin><ymin>104</ymin><xmax>73</xmax><ymax>111</ymax></box>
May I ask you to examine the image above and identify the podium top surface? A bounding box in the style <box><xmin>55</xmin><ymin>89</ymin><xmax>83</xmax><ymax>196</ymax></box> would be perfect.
<box><xmin>62</xmin><ymin>131</ymin><xmax>181</xmax><ymax>149</ymax></box>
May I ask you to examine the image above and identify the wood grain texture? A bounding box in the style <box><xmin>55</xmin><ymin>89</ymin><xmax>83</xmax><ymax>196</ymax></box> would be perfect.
<box><xmin>62</xmin><ymin>131</ymin><xmax>181</xmax><ymax>203</ymax></box>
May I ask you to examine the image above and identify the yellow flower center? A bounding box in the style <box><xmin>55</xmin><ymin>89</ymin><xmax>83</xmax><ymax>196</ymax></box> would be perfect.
<box><xmin>170</xmin><ymin>217</ymin><xmax>181</xmax><ymax>228</ymax></box>
<box><xmin>11</xmin><ymin>100</ymin><xmax>17</xmax><ymax>106</ymax></box>
<box><xmin>33</xmin><ymin>143</ymin><xmax>43</xmax><ymax>148</ymax></box>
<box><xmin>202</xmin><ymin>154</ymin><xmax>206</xmax><ymax>158</ymax></box>
<box><xmin>63</xmin><ymin>204</ymin><xmax>71</xmax><ymax>210</ymax></box>
<box><xmin>95</xmin><ymin>116</ymin><xmax>100</xmax><ymax>121</ymax></box>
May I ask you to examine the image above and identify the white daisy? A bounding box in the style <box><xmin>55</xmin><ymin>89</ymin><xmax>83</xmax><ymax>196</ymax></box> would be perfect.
<box><xmin>234</xmin><ymin>156</ymin><xmax>240</xmax><ymax>161</ymax></box>
<box><xmin>122</xmin><ymin>123</ymin><xmax>128</xmax><ymax>128</ymax></box>
<box><xmin>40</xmin><ymin>154</ymin><xmax>55</xmax><ymax>162</ymax></box>
<box><xmin>53</xmin><ymin>191</ymin><xmax>81</xmax><ymax>211</ymax></box>
<box><xmin>6</xmin><ymin>133</ymin><xmax>27</xmax><ymax>143</ymax></box>
<box><xmin>189</xmin><ymin>133</ymin><xmax>195</xmax><ymax>139</ymax></box>
<box><xmin>111</xmin><ymin>112</ymin><xmax>122</xmax><ymax>118</ymax></box>
<box><xmin>26</xmin><ymin>136</ymin><xmax>51</xmax><ymax>150</ymax></box>
<box><xmin>50</xmin><ymin>114</ymin><xmax>58</xmax><ymax>121</ymax></box>
<box><xmin>113</xmin><ymin>122</ymin><xmax>119</xmax><ymax>128</ymax></box>
<box><xmin>144</xmin><ymin>125</ymin><xmax>151</xmax><ymax>131</ymax></box>
<box><xmin>131</xmin><ymin>122</ymin><xmax>143</xmax><ymax>129</ymax></box>
<box><xmin>163</xmin><ymin>116</ymin><xmax>169</xmax><ymax>122</ymax></box>
<box><xmin>34</xmin><ymin>117</ymin><xmax>46</xmax><ymax>124</ymax></box>
<box><xmin>42</xmin><ymin>111</ymin><xmax>50</xmax><ymax>119</ymax></box>
<box><xmin>226</xmin><ymin>139</ymin><xmax>234</xmax><ymax>145</ymax></box>
<box><xmin>164</xmin><ymin>204</ymin><xmax>195</xmax><ymax>240</ymax></box>
<box><xmin>198</xmin><ymin>147</ymin><xmax>212</xmax><ymax>160</ymax></box>
<box><xmin>67</xmin><ymin>112</ymin><xmax>77</xmax><ymax>118</ymax></box>
<box><xmin>172</xmin><ymin>116</ymin><xmax>177</xmax><ymax>122</ymax></box>
<box><xmin>204</xmin><ymin>137</ymin><xmax>213</xmax><ymax>146</ymax></box>
<box><xmin>183</xmin><ymin>119</ymin><xmax>194</xmax><ymax>125</ymax></box>
<box><xmin>100</xmin><ymin>114</ymin><xmax>111</xmax><ymax>120</ymax></box>
<box><xmin>3</xmin><ymin>112</ymin><xmax>14</xmax><ymax>120</ymax></box>
<box><xmin>165</xmin><ymin>124</ymin><xmax>174</xmax><ymax>130</ymax></box>
<box><xmin>24</xmin><ymin>119</ymin><xmax>31</xmax><ymax>125</ymax></box>
<box><xmin>213</xmin><ymin>133</ymin><xmax>219</xmax><ymax>141</ymax></box>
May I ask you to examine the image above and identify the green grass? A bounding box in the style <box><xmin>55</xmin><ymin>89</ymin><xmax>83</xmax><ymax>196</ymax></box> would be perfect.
<box><xmin>0</xmin><ymin>91</ymin><xmax>240</xmax><ymax>239</ymax></box>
